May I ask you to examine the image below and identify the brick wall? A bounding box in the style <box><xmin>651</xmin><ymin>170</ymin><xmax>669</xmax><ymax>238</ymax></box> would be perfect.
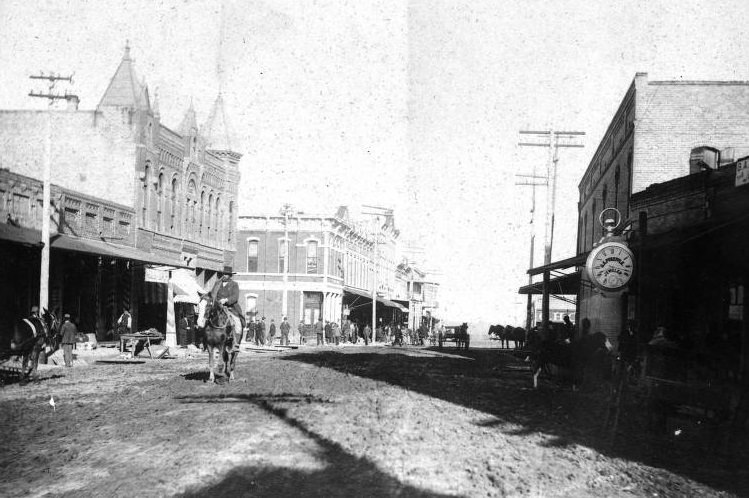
<box><xmin>0</xmin><ymin>110</ymin><xmax>136</xmax><ymax>208</ymax></box>
<box><xmin>633</xmin><ymin>81</ymin><xmax>749</xmax><ymax>194</ymax></box>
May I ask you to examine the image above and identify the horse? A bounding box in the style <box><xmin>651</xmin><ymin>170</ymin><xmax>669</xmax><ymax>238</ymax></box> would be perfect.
<box><xmin>4</xmin><ymin>309</ymin><xmax>59</xmax><ymax>379</ymax></box>
<box><xmin>528</xmin><ymin>328</ymin><xmax>612</xmax><ymax>389</ymax></box>
<box><xmin>196</xmin><ymin>297</ymin><xmax>240</xmax><ymax>383</ymax></box>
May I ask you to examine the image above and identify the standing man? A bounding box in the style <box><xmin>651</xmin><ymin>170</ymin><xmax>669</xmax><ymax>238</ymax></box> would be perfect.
<box><xmin>60</xmin><ymin>313</ymin><xmax>78</xmax><ymax>368</ymax></box>
<box><xmin>297</xmin><ymin>320</ymin><xmax>304</xmax><ymax>345</ymax></box>
<box><xmin>314</xmin><ymin>316</ymin><xmax>324</xmax><ymax>346</ymax></box>
<box><xmin>116</xmin><ymin>308</ymin><xmax>132</xmax><ymax>338</ymax></box>
<box><xmin>268</xmin><ymin>319</ymin><xmax>277</xmax><ymax>346</ymax></box>
<box><xmin>363</xmin><ymin>323</ymin><xmax>371</xmax><ymax>346</ymax></box>
<box><xmin>280</xmin><ymin>316</ymin><xmax>291</xmax><ymax>346</ymax></box>
<box><xmin>257</xmin><ymin>317</ymin><xmax>267</xmax><ymax>346</ymax></box>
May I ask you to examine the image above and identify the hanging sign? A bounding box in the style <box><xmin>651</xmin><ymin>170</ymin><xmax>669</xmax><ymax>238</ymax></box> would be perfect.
<box><xmin>145</xmin><ymin>268</ymin><xmax>169</xmax><ymax>283</ymax></box>
<box><xmin>736</xmin><ymin>158</ymin><xmax>749</xmax><ymax>187</ymax></box>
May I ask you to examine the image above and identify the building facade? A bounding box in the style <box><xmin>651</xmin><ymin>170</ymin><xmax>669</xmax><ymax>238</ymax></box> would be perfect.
<box><xmin>0</xmin><ymin>45</ymin><xmax>241</xmax><ymax>344</ymax></box>
<box><xmin>575</xmin><ymin>73</ymin><xmax>749</xmax><ymax>343</ymax></box>
<box><xmin>234</xmin><ymin>207</ymin><xmax>427</xmax><ymax>342</ymax></box>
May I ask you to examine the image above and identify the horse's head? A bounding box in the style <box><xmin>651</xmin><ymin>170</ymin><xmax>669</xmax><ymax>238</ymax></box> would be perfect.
<box><xmin>42</xmin><ymin>308</ymin><xmax>60</xmax><ymax>337</ymax></box>
<box><xmin>196</xmin><ymin>296</ymin><xmax>211</xmax><ymax>329</ymax></box>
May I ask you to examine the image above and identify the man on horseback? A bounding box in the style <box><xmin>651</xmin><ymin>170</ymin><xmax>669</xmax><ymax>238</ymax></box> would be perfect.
<box><xmin>209</xmin><ymin>270</ymin><xmax>245</xmax><ymax>350</ymax></box>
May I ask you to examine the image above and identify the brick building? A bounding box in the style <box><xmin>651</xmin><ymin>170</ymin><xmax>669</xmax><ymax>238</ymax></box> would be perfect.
<box><xmin>520</xmin><ymin>73</ymin><xmax>749</xmax><ymax>345</ymax></box>
<box><xmin>0</xmin><ymin>45</ymin><xmax>240</xmax><ymax>344</ymax></box>
<box><xmin>629</xmin><ymin>157</ymin><xmax>749</xmax><ymax>381</ymax></box>
<box><xmin>234</xmin><ymin>207</ymin><xmax>410</xmax><ymax>343</ymax></box>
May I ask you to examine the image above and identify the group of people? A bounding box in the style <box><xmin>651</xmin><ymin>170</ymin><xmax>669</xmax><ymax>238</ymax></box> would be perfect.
<box><xmin>245</xmin><ymin>316</ymin><xmax>292</xmax><ymax>346</ymax></box>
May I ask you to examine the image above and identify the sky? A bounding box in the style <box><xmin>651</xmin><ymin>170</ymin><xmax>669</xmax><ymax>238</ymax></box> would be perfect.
<box><xmin>2</xmin><ymin>0</ymin><xmax>749</xmax><ymax>324</ymax></box>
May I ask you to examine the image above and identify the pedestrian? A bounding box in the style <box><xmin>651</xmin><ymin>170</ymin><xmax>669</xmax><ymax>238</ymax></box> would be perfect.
<box><xmin>363</xmin><ymin>324</ymin><xmax>371</xmax><ymax>346</ymax></box>
<box><xmin>280</xmin><ymin>316</ymin><xmax>291</xmax><ymax>346</ymax></box>
<box><xmin>562</xmin><ymin>315</ymin><xmax>574</xmax><ymax>343</ymax></box>
<box><xmin>116</xmin><ymin>308</ymin><xmax>131</xmax><ymax>338</ymax></box>
<box><xmin>332</xmin><ymin>321</ymin><xmax>341</xmax><ymax>346</ymax></box>
<box><xmin>268</xmin><ymin>319</ymin><xmax>276</xmax><ymax>346</ymax></box>
<box><xmin>324</xmin><ymin>321</ymin><xmax>332</xmax><ymax>343</ymax></box>
<box><xmin>257</xmin><ymin>317</ymin><xmax>267</xmax><ymax>346</ymax></box>
<box><xmin>350</xmin><ymin>321</ymin><xmax>358</xmax><ymax>344</ymax></box>
<box><xmin>314</xmin><ymin>317</ymin><xmax>324</xmax><ymax>346</ymax></box>
<box><xmin>297</xmin><ymin>320</ymin><xmax>304</xmax><ymax>345</ymax></box>
<box><xmin>60</xmin><ymin>313</ymin><xmax>78</xmax><ymax>367</ymax></box>
<box><xmin>247</xmin><ymin>317</ymin><xmax>256</xmax><ymax>344</ymax></box>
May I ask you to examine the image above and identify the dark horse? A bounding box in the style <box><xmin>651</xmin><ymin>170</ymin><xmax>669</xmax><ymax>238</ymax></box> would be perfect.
<box><xmin>3</xmin><ymin>309</ymin><xmax>59</xmax><ymax>379</ymax></box>
<box><xmin>527</xmin><ymin>328</ymin><xmax>612</xmax><ymax>389</ymax></box>
<box><xmin>196</xmin><ymin>297</ymin><xmax>240</xmax><ymax>383</ymax></box>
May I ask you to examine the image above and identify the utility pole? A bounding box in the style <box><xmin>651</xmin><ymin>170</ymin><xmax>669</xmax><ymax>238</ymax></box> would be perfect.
<box><xmin>518</xmin><ymin>129</ymin><xmax>584</xmax><ymax>334</ymax></box>
<box><xmin>29</xmin><ymin>72</ymin><xmax>76</xmax><ymax>312</ymax></box>
<box><xmin>280</xmin><ymin>203</ymin><xmax>295</xmax><ymax>321</ymax></box>
<box><xmin>515</xmin><ymin>171</ymin><xmax>546</xmax><ymax>332</ymax></box>
<box><xmin>362</xmin><ymin>205</ymin><xmax>392</xmax><ymax>345</ymax></box>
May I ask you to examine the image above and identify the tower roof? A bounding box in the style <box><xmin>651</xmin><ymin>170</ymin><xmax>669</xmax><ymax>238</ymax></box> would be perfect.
<box><xmin>178</xmin><ymin>99</ymin><xmax>198</xmax><ymax>136</ymax></box>
<box><xmin>201</xmin><ymin>93</ymin><xmax>237</xmax><ymax>151</ymax></box>
<box><xmin>97</xmin><ymin>43</ymin><xmax>150</xmax><ymax>111</ymax></box>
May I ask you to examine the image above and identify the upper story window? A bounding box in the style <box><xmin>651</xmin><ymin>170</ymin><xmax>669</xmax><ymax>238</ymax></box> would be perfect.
<box><xmin>170</xmin><ymin>178</ymin><xmax>178</xmax><ymax>233</ymax></box>
<box><xmin>306</xmin><ymin>241</ymin><xmax>318</xmax><ymax>274</ymax></box>
<box><xmin>247</xmin><ymin>239</ymin><xmax>259</xmax><ymax>273</ymax></box>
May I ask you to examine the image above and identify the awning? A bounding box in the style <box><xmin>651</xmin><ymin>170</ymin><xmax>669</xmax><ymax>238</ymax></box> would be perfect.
<box><xmin>527</xmin><ymin>253</ymin><xmax>588</xmax><ymax>276</ymax></box>
<box><xmin>518</xmin><ymin>270</ymin><xmax>581</xmax><ymax>295</ymax></box>
<box><xmin>0</xmin><ymin>223</ymin><xmax>43</xmax><ymax>246</ymax></box>
<box><xmin>343</xmin><ymin>286</ymin><xmax>373</xmax><ymax>299</ymax></box>
<box><xmin>377</xmin><ymin>297</ymin><xmax>407</xmax><ymax>312</ymax></box>
<box><xmin>51</xmin><ymin>234</ymin><xmax>189</xmax><ymax>268</ymax></box>
<box><xmin>171</xmin><ymin>269</ymin><xmax>206</xmax><ymax>304</ymax></box>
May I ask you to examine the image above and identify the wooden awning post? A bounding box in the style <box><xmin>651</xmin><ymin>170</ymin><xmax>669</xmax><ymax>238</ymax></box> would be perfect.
<box><xmin>542</xmin><ymin>270</ymin><xmax>550</xmax><ymax>335</ymax></box>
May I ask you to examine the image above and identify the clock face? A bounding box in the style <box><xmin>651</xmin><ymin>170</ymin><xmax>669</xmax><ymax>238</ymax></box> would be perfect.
<box><xmin>586</xmin><ymin>242</ymin><xmax>634</xmax><ymax>291</ymax></box>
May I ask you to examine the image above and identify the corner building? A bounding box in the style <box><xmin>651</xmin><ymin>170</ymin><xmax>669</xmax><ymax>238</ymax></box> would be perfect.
<box><xmin>0</xmin><ymin>45</ymin><xmax>241</xmax><ymax>343</ymax></box>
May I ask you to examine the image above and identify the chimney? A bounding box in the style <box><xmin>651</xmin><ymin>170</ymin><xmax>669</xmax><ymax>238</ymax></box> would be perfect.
<box><xmin>66</xmin><ymin>95</ymin><xmax>80</xmax><ymax>111</ymax></box>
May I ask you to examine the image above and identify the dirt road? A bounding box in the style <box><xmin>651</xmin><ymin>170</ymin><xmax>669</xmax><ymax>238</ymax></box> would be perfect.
<box><xmin>0</xmin><ymin>345</ymin><xmax>746</xmax><ymax>497</ymax></box>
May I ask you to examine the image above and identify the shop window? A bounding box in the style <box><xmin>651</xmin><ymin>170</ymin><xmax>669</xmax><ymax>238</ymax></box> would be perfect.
<box><xmin>246</xmin><ymin>240</ymin><xmax>258</xmax><ymax>273</ymax></box>
<box><xmin>306</xmin><ymin>241</ymin><xmax>318</xmax><ymax>274</ymax></box>
<box><xmin>245</xmin><ymin>295</ymin><xmax>257</xmax><ymax>317</ymax></box>
<box><xmin>728</xmin><ymin>284</ymin><xmax>744</xmax><ymax>321</ymax></box>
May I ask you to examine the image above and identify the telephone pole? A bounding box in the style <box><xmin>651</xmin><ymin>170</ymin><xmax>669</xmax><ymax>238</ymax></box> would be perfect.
<box><xmin>29</xmin><ymin>72</ymin><xmax>77</xmax><ymax>312</ymax></box>
<box><xmin>515</xmin><ymin>171</ymin><xmax>546</xmax><ymax>332</ymax></box>
<box><xmin>280</xmin><ymin>203</ymin><xmax>295</xmax><ymax>321</ymax></box>
<box><xmin>518</xmin><ymin>129</ymin><xmax>584</xmax><ymax>333</ymax></box>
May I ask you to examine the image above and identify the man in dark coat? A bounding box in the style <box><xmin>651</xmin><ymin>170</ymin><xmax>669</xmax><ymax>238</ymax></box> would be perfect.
<box><xmin>268</xmin><ymin>319</ymin><xmax>276</xmax><ymax>346</ymax></box>
<box><xmin>60</xmin><ymin>314</ymin><xmax>78</xmax><ymax>367</ymax></box>
<box><xmin>210</xmin><ymin>272</ymin><xmax>245</xmax><ymax>347</ymax></box>
<box><xmin>280</xmin><ymin>316</ymin><xmax>291</xmax><ymax>346</ymax></box>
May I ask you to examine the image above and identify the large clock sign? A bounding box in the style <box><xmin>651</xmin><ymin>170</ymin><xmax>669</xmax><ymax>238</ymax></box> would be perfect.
<box><xmin>585</xmin><ymin>241</ymin><xmax>634</xmax><ymax>291</ymax></box>
<box><xmin>585</xmin><ymin>208</ymin><xmax>635</xmax><ymax>292</ymax></box>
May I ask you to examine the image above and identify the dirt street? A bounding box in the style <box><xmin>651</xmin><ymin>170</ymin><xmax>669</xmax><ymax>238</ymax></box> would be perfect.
<box><xmin>1</xmin><ymin>345</ymin><xmax>746</xmax><ymax>497</ymax></box>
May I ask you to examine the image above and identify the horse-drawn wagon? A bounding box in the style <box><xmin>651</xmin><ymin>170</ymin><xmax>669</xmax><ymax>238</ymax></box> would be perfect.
<box><xmin>438</xmin><ymin>324</ymin><xmax>470</xmax><ymax>350</ymax></box>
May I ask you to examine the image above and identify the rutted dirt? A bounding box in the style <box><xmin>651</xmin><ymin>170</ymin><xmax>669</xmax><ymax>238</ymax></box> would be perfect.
<box><xmin>0</xmin><ymin>345</ymin><xmax>746</xmax><ymax>497</ymax></box>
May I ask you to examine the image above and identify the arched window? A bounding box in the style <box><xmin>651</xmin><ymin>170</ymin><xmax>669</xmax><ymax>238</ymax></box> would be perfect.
<box><xmin>170</xmin><ymin>177</ymin><xmax>178</xmax><ymax>233</ymax></box>
<box><xmin>246</xmin><ymin>239</ymin><xmax>259</xmax><ymax>272</ymax></box>
<box><xmin>228</xmin><ymin>201</ymin><xmax>234</xmax><ymax>244</ymax></box>
<box><xmin>582</xmin><ymin>214</ymin><xmax>588</xmax><ymax>252</ymax></box>
<box><xmin>590</xmin><ymin>200</ymin><xmax>596</xmax><ymax>244</ymax></box>
<box><xmin>187</xmin><ymin>179</ymin><xmax>197</xmax><ymax>236</ymax></box>
<box><xmin>306</xmin><ymin>240</ymin><xmax>319</xmax><ymax>274</ymax></box>
<box><xmin>157</xmin><ymin>173</ymin><xmax>164</xmax><ymax>231</ymax></box>
<box><xmin>141</xmin><ymin>164</ymin><xmax>150</xmax><ymax>228</ymax></box>
<box><xmin>215</xmin><ymin>197</ymin><xmax>220</xmax><ymax>240</ymax></box>
<box><xmin>199</xmin><ymin>191</ymin><xmax>205</xmax><ymax>239</ymax></box>
<box><xmin>207</xmin><ymin>193</ymin><xmax>213</xmax><ymax>243</ymax></box>
<box><xmin>614</xmin><ymin>165</ymin><xmax>621</xmax><ymax>212</ymax></box>
<box><xmin>602</xmin><ymin>184</ymin><xmax>608</xmax><ymax>208</ymax></box>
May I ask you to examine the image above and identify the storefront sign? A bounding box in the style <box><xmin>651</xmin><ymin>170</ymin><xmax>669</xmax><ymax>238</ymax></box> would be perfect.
<box><xmin>736</xmin><ymin>158</ymin><xmax>749</xmax><ymax>187</ymax></box>
<box><xmin>145</xmin><ymin>268</ymin><xmax>169</xmax><ymax>283</ymax></box>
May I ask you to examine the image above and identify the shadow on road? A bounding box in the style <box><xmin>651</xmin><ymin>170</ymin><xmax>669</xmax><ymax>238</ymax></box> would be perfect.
<box><xmin>175</xmin><ymin>393</ymin><xmax>451</xmax><ymax>497</ymax></box>
<box><xmin>281</xmin><ymin>347</ymin><xmax>749</xmax><ymax>496</ymax></box>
